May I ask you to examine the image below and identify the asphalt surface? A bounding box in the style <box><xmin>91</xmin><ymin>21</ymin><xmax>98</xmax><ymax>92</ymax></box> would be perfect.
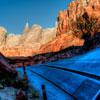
<box><xmin>17</xmin><ymin>48</ymin><xmax>100</xmax><ymax>100</ymax></box>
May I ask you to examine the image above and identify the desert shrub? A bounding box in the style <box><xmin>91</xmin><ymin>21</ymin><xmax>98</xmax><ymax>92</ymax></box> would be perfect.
<box><xmin>32</xmin><ymin>52</ymin><xmax>38</xmax><ymax>56</ymax></box>
<box><xmin>73</xmin><ymin>12</ymin><xmax>100</xmax><ymax>37</ymax></box>
<box><xmin>31</xmin><ymin>90</ymin><xmax>39</xmax><ymax>98</ymax></box>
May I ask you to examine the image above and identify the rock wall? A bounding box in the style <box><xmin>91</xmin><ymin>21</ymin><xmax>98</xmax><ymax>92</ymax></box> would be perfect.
<box><xmin>0</xmin><ymin>24</ymin><xmax>56</xmax><ymax>57</ymax></box>
<box><xmin>0</xmin><ymin>27</ymin><xmax>7</xmax><ymax>45</ymax></box>
<box><xmin>6</xmin><ymin>34</ymin><xmax>21</xmax><ymax>47</ymax></box>
<box><xmin>57</xmin><ymin>0</ymin><xmax>100</xmax><ymax>35</ymax></box>
<box><xmin>39</xmin><ymin>0</ymin><xmax>100</xmax><ymax>53</ymax></box>
<box><xmin>1</xmin><ymin>0</ymin><xmax>100</xmax><ymax>57</ymax></box>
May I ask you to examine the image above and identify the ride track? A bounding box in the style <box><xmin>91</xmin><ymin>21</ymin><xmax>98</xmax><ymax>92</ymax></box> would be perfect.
<box><xmin>25</xmin><ymin>62</ymin><xmax>100</xmax><ymax>100</ymax></box>
<box><xmin>18</xmin><ymin>48</ymin><xmax>100</xmax><ymax>100</ymax></box>
<box><xmin>27</xmin><ymin>68</ymin><xmax>77</xmax><ymax>100</ymax></box>
<box><xmin>39</xmin><ymin>65</ymin><xmax>100</xmax><ymax>81</ymax></box>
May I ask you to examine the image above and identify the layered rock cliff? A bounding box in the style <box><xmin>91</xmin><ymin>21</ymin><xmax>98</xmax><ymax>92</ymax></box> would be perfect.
<box><xmin>0</xmin><ymin>0</ymin><xmax>100</xmax><ymax>57</ymax></box>
<box><xmin>40</xmin><ymin>0</ymin><xmax>100</xmax><ymax>53</ymax></box>
<box><xmin>0</xmin><ymin>24</ymin><xmax>56</xmax><ymax>56</ymax></box>
<box><xmin>57</xmin><ymin>0</ymin><xmax>100</xmax><ymax>36</ymax></box>
<box><xmin>0</xmin><ymin>27</ymin><xmax>7</xmax><ymax>46</ymax></box>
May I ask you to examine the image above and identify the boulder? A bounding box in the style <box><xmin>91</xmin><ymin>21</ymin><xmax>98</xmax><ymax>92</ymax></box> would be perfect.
<box><xmin>0</xmin><ymin>53</ymin><xmax>17</xmax><ymax>78</ymax></box>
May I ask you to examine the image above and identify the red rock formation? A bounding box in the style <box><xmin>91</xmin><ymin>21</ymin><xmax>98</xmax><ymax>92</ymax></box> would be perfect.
<box><xmin>57</xmin><ymin>0</ymin><xmax>100</xmax><ymax>35</ymax></box>
<box><xmin>0</xmin><ymin>46</ymin><xmax>37</xmax><ymax>57</ymax></box>
<box><xmin>0</xmin><ymin>24</ymin><xmax>56</xmax><ymax>57</ymax></box>
<box><xmin>6</xmin><ymin>0</ymin><xmax>100</xmax><ymax>68</ymax></box>
<box><xmin>40</xmin><ymin>33</ymin><xmax>84</xmax><ymax>53</ymax></box>
<box><xmin>1</xmin><ymin>0</ymin><xmax>100</xmax><ymax>57</ymax></box>
<box><xmin>40</xmin><ymin>0</ymin><xmax>100</xmax><ymax>53</ymax></box>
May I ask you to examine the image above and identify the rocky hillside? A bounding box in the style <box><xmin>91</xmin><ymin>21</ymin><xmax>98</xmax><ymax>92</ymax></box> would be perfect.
<box><xmin>40</xmin><ymin>0</ymin><xmax>100</xmax><ymax>53</ymax></box>
<box><xmin>0</xmin><ymin>0</ymin><xmax>100</xmax><ymax>57</ymax></box>
<box><xmin>0</xmin><ymin>24</ymin><xmax>56</xmax><ymax>56</ymax></box>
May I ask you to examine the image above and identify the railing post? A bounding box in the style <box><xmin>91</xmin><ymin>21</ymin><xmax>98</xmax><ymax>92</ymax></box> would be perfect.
<box><xmin>42</xmin><ymin>84</ymin><xmax>47</xmax><ymax>100</ymax></box>
<box><xmin>23</xmin><ymin>62</ymin><xmax>26</xmax><ymax>75</ymax></box>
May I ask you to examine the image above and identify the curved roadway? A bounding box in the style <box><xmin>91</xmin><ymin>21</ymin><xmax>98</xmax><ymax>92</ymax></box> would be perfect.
<box><xmin>17</xmin><ymin>48</ymin><xmax>100</xmax><ymax>100</ymax></box>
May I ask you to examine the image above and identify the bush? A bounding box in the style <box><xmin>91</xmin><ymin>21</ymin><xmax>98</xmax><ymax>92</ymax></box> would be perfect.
<box><xmin>73</xmin><ymin>12</ymin><xmax>100</xmax><ymax>37</ymax></box>
<box><xmin>32</xmin><ymin>52</ymin><xmax>38</xmax><ymax>56</ymax></box>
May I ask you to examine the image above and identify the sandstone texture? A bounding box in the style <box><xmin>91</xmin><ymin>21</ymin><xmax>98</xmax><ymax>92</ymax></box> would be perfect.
<box><xmin>6</xmin><ymin>34</ymin><xmax>21</xmax><ymax>47</ymax></box>
<box><xmin>0</xmin><ymin>27</ymin><xmax>7</xmax><ymax>45</ymax></box>
<box><xmin>57</xmin><ymin>0</ymin><xmax>100</xmax><ymax>36</ymax></box>
<box><xmin>21</xmin><ymin>25</ymin><xmax>42</xmax><ymax>45</ymax></box>
<box><xmin>1</xmin><ymin>0</ymin><xmax>100</xmax><ymax>57</ymax></box>
<box><xmin>40</xmin><ymin>0</ymin><xmax>100</xmax><ymax>53</ymax></box>
<box><xmin>0</xmin><ymin>24</ymin><xmax>56</xmax><ymax>56</ymax></box>
<box><xmin>8</xmin><ymin>32</ymin><xmax>100</xmax><ymax>68</ymax></box>
<box><xmin>40</xmin><ymin>33</ymin><xmax>84</xmax><ymax>53</ymax></box>
<box><xmin>40</xmin><ymin>28</ymin><xmax>56</xmax><ymax>45</ymax></box>
<box><xmin>23</xmin><ymin>22</ymin><xmax>29</xmax><ymax>35</ymax></box>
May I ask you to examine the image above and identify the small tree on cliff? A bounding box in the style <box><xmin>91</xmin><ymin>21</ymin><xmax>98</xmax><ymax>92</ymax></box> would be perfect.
<box><xmin>76</xmin><ymin>12</ymin><xmax>100</xmax><ymax>37</ymax></box>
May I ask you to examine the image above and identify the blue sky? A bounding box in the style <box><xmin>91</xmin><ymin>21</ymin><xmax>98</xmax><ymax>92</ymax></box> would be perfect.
<box><xmin>0</xmin><ymin>0</ymin><xmax>74</xmax><ymax>35</ymax></box>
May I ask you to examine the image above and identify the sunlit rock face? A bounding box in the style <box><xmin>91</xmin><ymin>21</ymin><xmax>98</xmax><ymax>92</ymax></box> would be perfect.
<box><xmin>23</xmin><ymin>22</ymin><xmax>29</xmax><ymax>35</ymax></box>
<box><xmin>6</xmin><ymin>33</ymin><xmax>21</xmax><ymax>47</ymax></box>
<box><xmin>40</xmin><ymin>33</ymin><xmax>84</xmax><ymax>54</ymax></box>
<box><xmin>57</xmin><ymin>0</ymin><xmax>100</xmax><ymax>36</ymax></box>
<box><xmin>40</xmin><ymin>28</ymin><xmax>56</xmax><ymax>45</ymax></box>
<box><xmin>0</xmin><ymin>24</ymin><xmax>56</xmax><ymax>57</ymax></box>
<box><xmin>0</xmin><ymin>27</ymin><xmax>7</xmax><ymax>45</ymax></box>
<box><xmin>39</xmin><ymin>0</ymin><xmax>100</xmax><ymax>53</ymax></box>
<box><xmin>1</xmin><ymin>0</ymin><xmax>100</xmax><ymax>57</ymax></box>
<box><xmin>21</xmin><ymin>24</ymin><xmax>42</xmax><ymax>45</ymax></box>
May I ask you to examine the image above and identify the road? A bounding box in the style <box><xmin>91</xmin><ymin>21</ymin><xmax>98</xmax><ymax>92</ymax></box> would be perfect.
<box><xmin>17</xmin><ymin>48</ymin><xmax>100</xmax><ymax>100</ymax></box>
